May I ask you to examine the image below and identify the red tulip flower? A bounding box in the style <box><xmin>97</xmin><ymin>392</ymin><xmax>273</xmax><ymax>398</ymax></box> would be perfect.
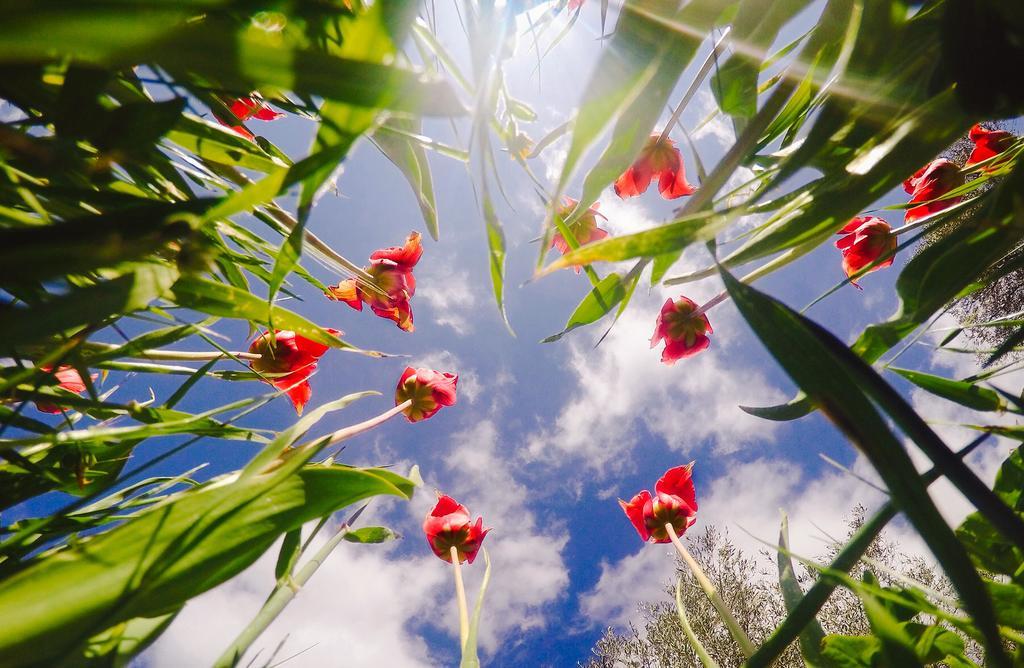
<box><xmin>370</xmin><ymin>231</ymin><xmax>424</xmax><ymax>271</ymax></box>
<box><xmin>34</xmin><ymin>365</ymin><xmax>90</xmax><ymax>414</ymax></box>
<box><xmin>424</xmin><ymin>493</ymin><xmax>489</xmax><ymax>564</ymax></box>
<box><xmin>395</xmin><ymin>367</ymin><xmax>458</xmax><ymax>422</ymax></box>
<box><xmin>550</xmin><ymin>198</ymin><xmax>609</xmax><ymax>274</ymax></box>
<box><xmin>219</xmin><ymin>94</ymin><xmax>283</xmax><ymax>140</ymax></box>
<box><xmin>902</xmin><ymin>159</ymin><xmax>964</xmax><ymax>223</ymax></box>
<box><xmin>619</xmin><ymin>463</ymin><xmax>698</xmax><ymax>544</ymax></box>
<box><xmin>325</xmin><ymin>232</ymin><xmax>421</xmax><ymax>332</ymax></box>
<box><xmin>834</xmin><ymin>216</ymin><xmax>897</xmax><ymax>287</ymax></box>
<box><xmin>650</xmin><ymin>296</ymin><xmax>712</xmax><ymax>365</ymax></box>
<box><xmin>966</xmin><ymin>124</ymin><xmax>1016</xmax><ymax>172</ymax></box>
<box><xmin>614</xmin><ymin>134</ymin><xmax>696</xmax><ymax>200</ymax></box>
<box><xmin>249</xmin><ymin>329</ymin><xmax>339</xmax><ymax>415</ymax></box>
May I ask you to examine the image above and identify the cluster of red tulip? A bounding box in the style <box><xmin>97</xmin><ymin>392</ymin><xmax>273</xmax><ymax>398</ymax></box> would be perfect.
<box><xmin>549</xmin><ymin>132</ymin><xmax>712</xmax><ymax>365</ymax></box>
<box><xmin>834</xmin><ymin>124</ymin><xmax>1016</xmax><ymax>287</ymax></box>
<box><xmin>325</xmin><ymin>231</ymin><xmax>423</xmax><ymax>332</ymax></box>
<box><xmin>547</xmin><ymin>125</ymin><xmax>1017</xmax><ymax>368</ymax></box>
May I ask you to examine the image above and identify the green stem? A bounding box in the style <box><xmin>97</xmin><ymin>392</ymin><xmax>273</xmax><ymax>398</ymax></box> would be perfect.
<box><xmin>451</xmin><ymin>545</ymin><xmax>470</xmax><ymax>650</ymax></box>
<box><xmin>311</xmin><ymin>399</ymin><xmax>412</xmax><ymax>451</ymax></box>
<box><xmin>666</xmin><ymin>523</ymin><xmax>755</xmax><ymax>658</ymax></box>
<box><xmin>86</xmin><ymin>343</ymin><xmax>260</xmax><ymax>361</ymax></box>
<box><xmin>659</xmin><ymin>26</ymin><xmax>732</xmax><ymax>144</ymax></box>
<box><xmin>212</xmin><ymin>518</ymin><xmax>359</xmax><ymax>667</ymax></box>
<box><xmin>675</xmin><ymin>578</ymin><xmax>720</xmax><ymax>668</ymax></box>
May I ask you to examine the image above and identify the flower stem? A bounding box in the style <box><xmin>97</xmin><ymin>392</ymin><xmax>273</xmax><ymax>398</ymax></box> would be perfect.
<box><xmin>316</xmin><ymin>399</ymin><xmax>412</xmax><ymax>450</ymax></box>
<box><xmin>666</xmin><ymin>523</ymin><xmax>755</xmax><ymax>658</ymax></box>
<box><xmin>212</xmin><ymin>508</ymin><xmax>365</xmax><ymax>668</ymax></box>
<box><xmin>889</xmin><ymin>215</ymin><xmax>940</xmax><ymax>237</ymax></box>
<box><xmin>658</xmin><ymin>27</ymin><xmax>732</xmax><ymax>144</ymax></box>
<box><xmin>675</xmin><ymin>578</ymin><xmax>720</xmax><ymax>668</ymax></box>
<box><xmin>451</xmin><ymin>545</ymin><xmax>470</xmax><ymax>650</ymax></box>
<box><xmin>693</xmin><ymin>290</ymin><xmax>728</xmax><ymax>317</ymax></box>
<box><xmin>693</xmin><ymin>246</ymin><xmax>800</xmax><ymax>317</ymax></box>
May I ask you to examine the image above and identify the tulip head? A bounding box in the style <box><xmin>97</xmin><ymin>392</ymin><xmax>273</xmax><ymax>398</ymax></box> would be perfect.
<box><xmin>424</xmin><ymin>494</ymin><xmax>489</xmax><ymax>564</ymax></box>
<box><xmin>395</xmin><ymin>367</ymin><xmax>458</xmax><ymax>422</ymax></box>
<box><xmin>650</xmin><ymin>297</ymin><xmax>712</xmax><ymax>365</ymax></box>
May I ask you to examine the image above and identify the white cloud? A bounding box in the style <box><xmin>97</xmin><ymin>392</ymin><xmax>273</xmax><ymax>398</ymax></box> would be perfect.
<box><xmin>145</xmin><ymin>514</ymin><xmax>447</xmax><ymax>668</ymax></box>
<box><xmin>409</xmin><ymin>420</ymin><xmax>571</xmax><ymax>652</ymax></box>
<box><xmin>525</xmin><ymin>283</ymin><xmax>785</xmax><ymax>475</ymax></box>
<box><xmin>416</xmin><ymin>264</ymin><xmax>479</xmax><ymax>336</ymax></box>
<box><xmin>691</xmin><ymin>90</ymin><xmax>734</xmax><ymax>149</ymax></box>
<box><xmin>145</xmin><ymin>420</ymin><xmax>569</xmax><ymax>667</ymax></box>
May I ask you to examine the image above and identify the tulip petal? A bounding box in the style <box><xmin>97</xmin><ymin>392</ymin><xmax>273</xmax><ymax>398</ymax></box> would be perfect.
<box><xmin>325</xmin><ymin>280</ymin><xmax>363</xmax><ymax>310</ymax></box>
<box><xmin>656</xmin><ymin>464</ymin><xmax>697</xmax><ymax>511</ymax></box>
<box><xmin>657</xmin><ymin>165</ymin><xmax>696</xmax><ymax>199</ymax></box>
<box><xmin>619</xmin><ymin>491</ymin><xmax>652</xmax><ymax>542</ymax></box>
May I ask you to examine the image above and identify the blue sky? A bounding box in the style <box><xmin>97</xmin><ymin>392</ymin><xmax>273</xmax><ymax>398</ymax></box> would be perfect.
<box><xmin>9</xmin><ymin>3</ymin><xmax>1019</xmax><ymax>667</ymax></box>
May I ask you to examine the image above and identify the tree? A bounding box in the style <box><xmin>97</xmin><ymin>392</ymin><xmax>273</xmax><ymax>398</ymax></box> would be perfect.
<box><xmin>932</xmin><ymin>119</ymin><xmax>1024</xmax><ymax>358</ymax></box>
<box><xmin>582</xmin><ymin>507</ymin><xmax>978</xmax><ymax>667</ymax></box>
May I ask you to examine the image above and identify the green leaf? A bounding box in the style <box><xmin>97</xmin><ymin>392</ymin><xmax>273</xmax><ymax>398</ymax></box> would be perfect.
<box><xmin>78</xmin><ymin>608</ymin><xmax>181</xmax><ymax>668</ymax></box>
<box><xmin>539</xmin><ymin>210</ymin><xmax>722</xmax><ymax>274</ymax></box>
<box><xmin>241</xmin><ymin>391</ymin><xmax>378</xmax><ymax>478</ymax></box>
<box><xmin>821</xmin><ymin>635</ymin><xmax>879</xmax><ymax>668</ymax></box>
<box><xmin>542</xmin><ymin>271</ymin><xmax>630</xmax><ymax>343</ymax></box>
<box><xmin>674</xmin><ymin>578</ymin><xmax>720</xmax><ymax>668</ymax></box>
<box><xmin>274</xmin><ymin>529</ymin><xmax>302</xmax><ymax>582</ymax></box>
<box><xmin>168</xmin><ymin>115</ymin><xmax>288</xmax><ymax>173</ymax></box>
<box><xmin>0</xmin><ymin>203</ymin><xmax>201</xmax><ymax>285</ymax></box>
<box><xmin>906</xmin><ymin>623</ymin><xmax>966</xmax><ymax>665</ymax></box>
<box><xmin>343</xmin><ymin>526</ymin><xmax>399</xmax><ymax>544</ymax></box>
<box><xmin>483</xmin><ymin>192</ymin><xmax>513</xmax><ymax>335</ymax></box>
<box><xmin>0</xmin><ymin>463</ymin><xmax>415</xmax><ymax>665</ymax></box>
<box><xmin>0</xmin><ymin>264</ymin><xmax>179</xmax><ymax>350</ymax></box>
<box><xmin>956</xmin><ymin>447</ymin><xmax>1024</xmax><ymax>579</ymax></box>
<box><xmin>986</xmin><ymin>580</ymin><xmax>1024</xmax><ymax>630</ymax></box>
<box><xmin>739</xmin><ymin>393</ymin><xmax>813</xmax><ymax>420</ymax></box>
<box><xmin>169</xmin><ymin>275</ymin><xmax>374</xmax><ymax>354</ymax></box>
<box><xmin>265</xmin><ymin>213</ymin><xmax>306</xmax><ymax>318</ymax></box>
<box><xmin>459</xmin><ymin>547</ymin><xmax>491</xmax><ymax>668</ymax></box>
<box><xmin>777</xmin><ymin>514</ymin><xmax>826</xmax><ymax>666</ymax></box>
<box><xmin>890</xmin><ymin>368</ymin><xmax>1005</xmax><ymax>413</ymax></box>
<box><xmin>858</xmin><ymin>584</ymin><xmax>924</xmax><ymax>668</ymax></box>
<box><xmin>0</xmin><ymin>11</ymin><xmax>462</xmax><ymax>117</ymax></box>
<box><xmin>742</xmin><ymin>162</ymin><xmax>1024</xmax><ymax>423</ymax></box>
<box><xmin>711</xmin><ymin>0</ymin><xmax>813</xmax><ymax>118</ymax></box>
<box><xmin>373</xmin><ymin>117</ymin><xmax>439</xmax><ymax>240</ymax></box>
<box><xmin>720</xmin><ymin>268</ymin><xmax>1010</xmax><ymax>666</ymax></box>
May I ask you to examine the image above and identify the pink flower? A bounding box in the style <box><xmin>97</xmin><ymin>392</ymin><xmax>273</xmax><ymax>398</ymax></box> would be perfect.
<box><xmin>834</xmin><ymin>216</ymin><xmax>897</xmax><ymax>287</ymax></box>
<box><xmin>568</xmin><ymin>0</ymin><xmax>584</xmax><ymax>10</ymax></box>
<box><xmin>424</xmin><ymin>493</ymin><xmax>489</xmax><ymax>564</ymax></box>
<box><xmin>902</xmin><ymin>159</ymin><xmax>964</xmax><ymax>223</ymax></box>
<box><xmin>650</xmin><ymin>297</ymin><xmax>712</xmax><ymax>365</ymax></box>
<box><xmin>619</xmin><ymin>463</ymin><xmax>698</xmax><ymax>544</ymax></box>
<box><xmin>248</xmin><ymin>329</ymin><xmax>339</xmax><ymax>415</ymax></box>
<box><xmin>550</xmin><ymin>197</ymin><xmax>610</xmax><ymax>274</ymax></box>
<box><xmin>615</xmin><ymin>135</ymin><xmax>696</xmax><ymax>200</ymax></box>
<box><xmin>34</xmin><ymin>365</ymin><xmax>90</xmax><ymax>414</ymax></box>
<box><xmin>395</xmin><ymin>367</ymin><xmax>458</xmax><ymax>422</ymax></box>
<box><xmin>219</xmin><ymin>94</ymin><xmax>283</xmax><ymax>140</ymax></box>
<box><xmin>966</xmin><ymin>124</ymin><xmax>1016</xmax><ymax>172</ymax></box>
<box><xmin>325</xmin><ymin>232</ymin><xmax>421</xmax><ymax>332</ymax></box>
